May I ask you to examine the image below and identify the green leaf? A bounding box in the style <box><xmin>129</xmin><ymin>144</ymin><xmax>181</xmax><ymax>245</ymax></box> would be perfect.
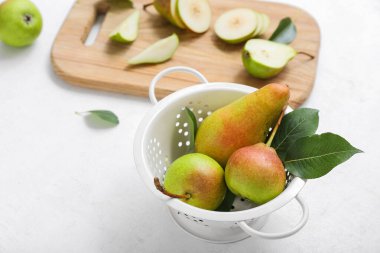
<box><xmin>269</xmin><ymin>17</ymin><xmax>297</xmax><ymax>44</ymax></box>
<box><xmin>185</xmin><ymin>107</ymin><xmax>197</xmax><ymax>152</ymax></box>
<box><xmin>77</xmin><ymin>110</ymin><xmax>119</xmax><ymax>126</ymax></box>
<box><xmin>272</xmin><ymin>108</ymin><xmax>319</xmax><ymax>160</ymax></box>
<box><xmin>216</xmin><ymin>189</ymin><xmax>236</xmax><ymax>212</ymax></box>
<box><xmin>284</xmin><ymin>133</ymin><xmax>362</xmax><ymax>179</ymax></box>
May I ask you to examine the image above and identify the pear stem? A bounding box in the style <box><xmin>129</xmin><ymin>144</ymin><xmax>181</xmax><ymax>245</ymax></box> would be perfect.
<box><xmin>154</xmin><ymin>177</ymin><xmax>191</xmax><ymax>199</ymax></box>
<box><xmin>143</xmin><ymin>2</ymin><xmax>154</xmax><ymax>11</ymax></box>
<box><xmin>266</xmin><ymin>107</ymin><xmax>286</xmax><ymax>147</ymax></box>
<box><xmin>297</xmin><ymin>51</ymin><xmax>315</xmax><ymax>60</ymax></box>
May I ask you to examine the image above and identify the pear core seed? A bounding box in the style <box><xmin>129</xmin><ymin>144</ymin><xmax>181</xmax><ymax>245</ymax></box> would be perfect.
<box><xmin>232</xmin><ymin>18</ymin><xmax>240</xmax><ymax>26</ymax></box>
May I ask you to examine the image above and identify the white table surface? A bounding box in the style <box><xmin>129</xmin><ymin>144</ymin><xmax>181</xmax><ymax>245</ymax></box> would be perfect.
<box><xmin>1</xmin><ymin>0</ymin><xmax>379</xmax><ymax>252</ymax></box>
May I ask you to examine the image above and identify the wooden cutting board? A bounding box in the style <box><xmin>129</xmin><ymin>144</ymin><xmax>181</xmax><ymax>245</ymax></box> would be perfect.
<box><xmin>51</xmin><ymin>0</ymin><xmax>320</xmax><ymax>108</ymax></box>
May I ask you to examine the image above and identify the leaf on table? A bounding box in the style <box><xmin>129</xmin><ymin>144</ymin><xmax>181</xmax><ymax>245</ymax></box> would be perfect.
<box><xmin>76</xmin><ymin>110</ymin><xmax>119</xmax><ymax>128</ymax></box>
<box><xmin>185</xmin><ymin>107</ymin><xmax>197</xmax><ymax>152</ymax></box>
<box><xmin>284</xmin><ymin>133</ymin><xmax>362</xmax><ymax>179</ymax></box>
<box><xmin>272</xmin><ymin>108</ymin><xmax>319</xmax><ymax>160</ymax></box>
<box><xmin>269</xmin><ymin>17</ymin><xmax>297</xmax><ymax>44</ymax></box>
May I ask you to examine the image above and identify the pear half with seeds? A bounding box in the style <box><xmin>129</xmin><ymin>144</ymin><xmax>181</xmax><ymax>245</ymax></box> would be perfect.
<box><xmin>242</xmin><ymin>39</ymin><xmax>297</xmax><ymax>79</ymax></box>
<box><xmin>128</xmin><ymin>33</ymin><xmax>179</xmax><ymax>65</ymax></box>
<box><xmin>109</xmin><ymin>10</ymin><xmax>140</xmax><ymax>43</ymax></box>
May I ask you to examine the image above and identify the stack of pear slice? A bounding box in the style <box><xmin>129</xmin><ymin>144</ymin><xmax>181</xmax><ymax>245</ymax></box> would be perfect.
<box><xmin>214</xmin><ymin>8</ymin><xmax>270</xmax><ymax>44</ymax></box>
<box><xmin>152</xmin><ymin>0</ymin><xmax>212</xmax><ymax>33</ymax></box>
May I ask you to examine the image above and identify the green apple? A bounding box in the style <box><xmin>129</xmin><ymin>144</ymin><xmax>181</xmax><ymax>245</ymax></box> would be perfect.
<box><xmin>214</xmin><ymin>8</ymin><xmax>258</xmax><ymax>44</ymax></box>
<box><xmin>162</xmin><ymin>153</ymin><xmax>226</xmax><ymax>210</ymax></box>
<box><xmin>0</xmin><ymin>0</ymin><xmax>43</xmax><ymax>47</ymax></box>
<box><xmin>242</xmin><ymin>39</ymin><xmax>297</xmax><ymax>79</ymax></box>
<box><xmin>177</xmin><ymin>0</ymin><xmax>211</xmax><ymax>33</ymax></box>
<box><xmin>109</xmin><ymin>10</ymin><xmax>140</xmax><ymax>43</ymax></box>
<box><xmin>128</xmin><ymin>33</ymin><xmax>179</xmax><ymax>65</ymax></box>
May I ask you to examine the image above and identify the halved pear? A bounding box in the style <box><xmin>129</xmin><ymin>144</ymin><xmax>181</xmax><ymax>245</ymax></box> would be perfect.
<box><xmin>214</xmin><ymin>8</ymin><xmax>258</xmax><ymax>44</ymax></box>
<box><xmin>109</xmin><ymin>10</ymin><xmax>140</xmax><ymax>43</ymax></box>
<box><xmin>177</xmin><ymin>0</ymin><xmax>211</xmax><ymax>33</ymax></box>
<box><xmin>128</xmin><ymin>33</ymin><xmax>179</xmax><ymax>65</ymax></box>
<box><xmin>242</xmin><ymin>39</ymin><xmax>297</xmax><ymax>79</ymax></box>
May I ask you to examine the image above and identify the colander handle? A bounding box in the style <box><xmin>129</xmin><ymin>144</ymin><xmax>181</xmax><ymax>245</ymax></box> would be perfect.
<box><xmin>238</xmin><ymin>195</ymin><xmax>309</xmax><ymax>239</ymax></box>
<box><xmin>149</xmin><ymin>66</ymin><xmax>209</xmax><ymax>104</ymax></box>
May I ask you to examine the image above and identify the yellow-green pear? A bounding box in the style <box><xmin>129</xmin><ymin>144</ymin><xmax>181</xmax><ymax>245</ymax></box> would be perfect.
<box><xmin>195</xmin><ymin>83</ymin><xmax>289</xmax><ymax>167</ymax></box>
<box><xmin>225</xmin><ymin>143</ymin><xmax>286</xmax><ymax>204</ymax></box>
<box><xmin>0</xmin><ymin>0</ymin><xmax>43</xmax><ymax>47</ymax></box>
<box><xmin>155</xmin><ymin>153</ymin><xmax>226</xmax><ymax>210</ymax></box>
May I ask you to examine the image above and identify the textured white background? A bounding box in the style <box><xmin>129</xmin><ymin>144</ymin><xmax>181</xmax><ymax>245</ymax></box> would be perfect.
<box><xmin>0</xmin><ymin>0</ymin><xmax>379</xmax><ymax>252</ymax></box>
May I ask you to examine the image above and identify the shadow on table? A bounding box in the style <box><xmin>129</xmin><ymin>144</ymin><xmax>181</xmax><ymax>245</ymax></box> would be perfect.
<box><xmin>0</xmin><ymin>43</ymin><xmax>34</xmax><ymax>59</ymax></box>
<box><xmin>46</xmin><ymin>59</ymin><xmax>149</xmax><ymax>105</ymax></box>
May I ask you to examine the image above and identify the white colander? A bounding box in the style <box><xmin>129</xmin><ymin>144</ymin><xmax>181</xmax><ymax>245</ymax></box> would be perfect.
<box><xmin>134</xmin><ymin>66</ymin><xmax>309</xmax><ymax>243</ymax></box>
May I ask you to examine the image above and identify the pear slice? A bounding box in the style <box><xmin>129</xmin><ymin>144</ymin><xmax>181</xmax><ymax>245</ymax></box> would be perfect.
<box><xmin>109</xmin><ymin>10</ymin><xmax>140</xmax><ymax>43</ymax></box>
<box><xmin>257</xmin><ymin>13</ymin><xmax>270</xmax><ymax>36</ymax></box>
<box><xmin>262</xmin><ymin>14</ymin><xmax>270</xmax><ymax>35</ymax></box>
<box><xmin>250</xmin><ymin>11</ymin><xmax>262</xmax><ymax>38</ymax></box>
<box><xmin>153</xmin><ymin>0</ymin><xmax>185</xmax><ymax>29</ymax></box>
<box><xmin>128</xmin><ymin>34</ymin><xmax>179</xmax><ymax>65</ymax></box>
<box><xmin>170</xmin><ymin>0</ymin><xmax>186</xmax><ymax>28</ymax></box>
<box><xmin>177</xmin><ymin>0</ymin><xmax>211</xmax><ymax>33</ymax></box>
<box><xmin>242</xmin><ymin>39</ymin><xmax>297</xmax><ymax>79</ymax></box>
<box><xmin>214</xmin><ymin>8</ymin><xmax>258</xmax><ymax>44</ymax></box>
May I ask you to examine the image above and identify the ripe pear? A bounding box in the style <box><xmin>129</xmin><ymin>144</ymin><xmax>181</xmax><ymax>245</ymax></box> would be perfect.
<box><xmin>225</xmin><ymin>143</ymin><xmax>286</xmax><ymax>204</ymax></box>
<box><xmin>0</xmin><ymin>0</ymin><xmax>43</xmax><ymax>47</ymax></box>
<box><xmin>157</xmin><ymin>153</ymin><xmax>226</xmax><ymax>210</ymax></box>
<box><xmin>195</xmin><ymin>83</ymin><xmax>289</xmax><ymax>167</ymax></box>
